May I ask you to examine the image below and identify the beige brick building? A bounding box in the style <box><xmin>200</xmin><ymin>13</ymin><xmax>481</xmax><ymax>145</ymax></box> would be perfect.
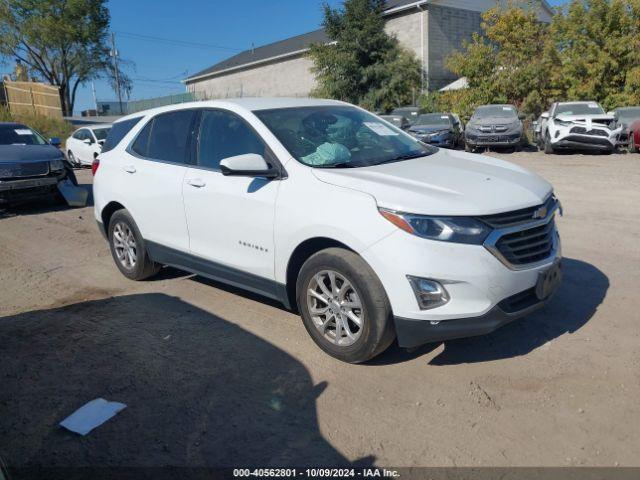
<box><xmin>184</xmin><ymin>0</ymin><xmax>553</xmax><ymax>98</ymax></box>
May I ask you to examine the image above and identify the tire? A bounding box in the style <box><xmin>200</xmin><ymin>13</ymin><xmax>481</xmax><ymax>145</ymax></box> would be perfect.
<box><xmin>108</xmin><ymin>209</ymin><xmax>161</xmax><ymax>280</ymax></box>
<box><xmin>544</xmin><ymin>131</ymin><xmax>555</xmax><ymax>154</ymax></box>
<box><xmin>464</xmin><ymin>142</ymin><xmax>473</xmax><ymax>153</ymax></box>
<box><xmin>67</xmin><ymin>150</ymin><xmax>79</xmax><ymax>167</ymax></box>
<box><xmin>296</xmin><ymin>248</ymin><xmax>396</xmax><ymax>363</ymax></box>
<box><xmin>629</xmin><ymin>133</ymin><xmax>637</xmax><ymax>153</ymax></box>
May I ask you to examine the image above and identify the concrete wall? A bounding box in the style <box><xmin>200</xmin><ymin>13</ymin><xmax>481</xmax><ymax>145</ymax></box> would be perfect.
<box><xmin>186</xmin><ymin>55</ymin><xmax>317</xmax><ymax>99</ymax></box>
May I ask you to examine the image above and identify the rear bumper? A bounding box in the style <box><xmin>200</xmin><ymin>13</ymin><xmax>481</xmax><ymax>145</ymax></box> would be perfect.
<box><xmin>395</xmin><ymin>289</ymin><xmax>550</xmax><ymax>348</ymax></box>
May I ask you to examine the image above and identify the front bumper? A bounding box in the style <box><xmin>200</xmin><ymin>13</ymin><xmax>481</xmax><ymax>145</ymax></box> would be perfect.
<box><xmin>412</xmin><ymin>133</ymin><xmax>455</xmax><ymax>148</ymax></box>
<box><xmin>551</xmin><ymin>126</ymin><xmax>621</xmax><ymax>150</ymax></box>
<box><xmin>0</xmin><ymin>175</ymin><xmax>62</xmax><ymax>204</ymax></box>
<box><xmin>465</xmin><ymin>132</ymin><xmax>521</xmax><ymax>147</ymax></box>
<box><xmin>395</xmin><ymin>284</ymin><xmax>555</xmax><ymax>348</ymax></box>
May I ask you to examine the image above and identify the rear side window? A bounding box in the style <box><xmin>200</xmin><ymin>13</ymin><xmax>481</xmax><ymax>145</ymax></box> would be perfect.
<box><xmin>102</xmin><ymin>117</ymin><xmax>142</xmax><ymax>153</ymax></box>
<box><xmin>130</xmin><ymin>120</ymin><xmax>153</xmax><ymax>157</ymax></box>
<box><xmin>143</xmin><ymin>110</ymin><xmax>197</xmax><ymax>164</ymax></box>
<box><xmin>197</xmin><ymin>109</ymin><xmax>266</xmax><ymax>170</ymax></box>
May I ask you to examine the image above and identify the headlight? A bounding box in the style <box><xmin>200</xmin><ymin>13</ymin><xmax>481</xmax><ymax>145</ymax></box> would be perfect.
<box><xmin>50</xmin><ymin>159</ymin><xmax>65</xmax><ymax>172</ymax></box>
<box><xmin>555</xmin><ymin>119</ymin><xmax>572</xmax><ymax>127</ymax></box>
<box><xmin>379</xmin><ymin>209</ymin><xmax>490</xmax><ymax>244</ymax></box>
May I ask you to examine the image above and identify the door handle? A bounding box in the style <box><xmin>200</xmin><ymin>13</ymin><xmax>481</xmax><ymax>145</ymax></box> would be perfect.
<box><xmin>187</xmin><ymin>178</ymin><xmax>206</xmax><ymax>188</ymax></box>
<box><xmin>124</xmin><ymin>165</ymin><xmax>136</xmax><ymax>174</ymax></box>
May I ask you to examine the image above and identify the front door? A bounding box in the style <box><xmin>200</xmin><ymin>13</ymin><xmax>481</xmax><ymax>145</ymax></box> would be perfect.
<box><xmin>182</xmin><ymin>108</ymin><xmax>280</xmax><ymax>291</ymax></box>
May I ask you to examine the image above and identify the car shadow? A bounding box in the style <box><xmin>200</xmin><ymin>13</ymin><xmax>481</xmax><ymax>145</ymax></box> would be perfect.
<box><xmin>0</xmin><ymin>294</ymin><xmax>371</xmax><ymax>476</ymax></box>
<box><xmin>372</xmin><ymin>258</ymin><xmax>608</xmax><ymax>366</ymax></box>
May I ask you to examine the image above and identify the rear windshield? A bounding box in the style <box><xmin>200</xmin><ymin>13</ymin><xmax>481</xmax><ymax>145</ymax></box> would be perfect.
<box><xmin>102</xmin><ymin>117</ymin><xmax>142</xmax><ymax>153</ymax></box>
<box><xmin>555</xmin><ymin>103</ymin><xmax>604</xmax><ymax>116</ymax></box>
<box><xmin>0</xmin><ymin>125</ymin><xmax>47</xmax><ymax>145</ymax></box>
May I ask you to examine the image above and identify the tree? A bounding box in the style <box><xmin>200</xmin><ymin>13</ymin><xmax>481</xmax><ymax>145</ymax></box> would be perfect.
<box><xmin>309</xmin><ymin>0</ymin><xmax>422</xmax><ymax>112</ymax></box>
<box><xmin>445</xmin><ymin>2</ymin><xmax>551</xmax><ymax>117</ymax></box>
<box><xmin>547</xmin><ymin>0</ymin><xmax>640</xmax><ymax>109</ymax></box>
<box><xmin>0</xmin><ymin>0</ymin><xmax>132</xmax><ymax>116</ymax></box>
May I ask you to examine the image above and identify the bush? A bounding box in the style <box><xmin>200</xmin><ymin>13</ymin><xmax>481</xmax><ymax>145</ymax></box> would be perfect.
<box><xmin>0</xmin><ymin>107</ymin><xmax>74</xmax><ymax>140</ymax></box>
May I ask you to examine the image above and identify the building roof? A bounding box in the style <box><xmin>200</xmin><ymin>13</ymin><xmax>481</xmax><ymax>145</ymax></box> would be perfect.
<box><xmin>184</xmin><ymin>0</ymin><xmax>555</xmax><ymax>84</ymax></box>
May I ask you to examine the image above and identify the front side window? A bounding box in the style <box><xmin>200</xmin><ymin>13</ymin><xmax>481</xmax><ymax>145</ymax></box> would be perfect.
<box><xmin>72</xmin><ymin>130</ymin><xmax>84</xmax><ymax>140</ymax></box>
<box><xmin>0</xmin><ymin>125</ymin><xmax>47</xmax><ymax>145</ymax></box>
<box><xmin>255</xmin><ymin>106</ymin><xmax>435</xmax><ymax>168</ymax></box>
<box><xmin>197</xmin><ymin>110</ymin><xmax>266</xmax><ymax>170</ymax></box>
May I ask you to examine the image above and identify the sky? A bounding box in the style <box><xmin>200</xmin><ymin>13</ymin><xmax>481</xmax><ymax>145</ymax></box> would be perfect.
<box><xmin>32</xmin><ymin>0</ymin><xmax>567</xmax><ymax>114</ymax></box>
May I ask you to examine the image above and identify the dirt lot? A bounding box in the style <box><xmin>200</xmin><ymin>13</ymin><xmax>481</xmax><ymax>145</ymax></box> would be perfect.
<box><xmin>1</xmin><ymin>151</ymin><xmax>639</xmax><ymax>470</ymax></box>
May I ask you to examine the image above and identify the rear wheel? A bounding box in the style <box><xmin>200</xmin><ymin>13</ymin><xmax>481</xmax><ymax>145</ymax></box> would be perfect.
<box><xmin>296</xmin><ymin>248</ymin><xmax>395</xmax><ymax>363</ymax></box>
<box><xmin>108</xmin><ymin>209</ymin><xmax>161</xmax><ymax>280</ymax></box>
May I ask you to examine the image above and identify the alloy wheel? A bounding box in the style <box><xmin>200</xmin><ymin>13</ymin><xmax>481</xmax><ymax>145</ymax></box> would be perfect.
<box><xmin>112</xmin><ymin>221</ymin><xmax>137</xmax><ymax>269</ymax></box>
<box><xmin>306</xmin><ymin>270</ymin><xmax>364</xmax><ymax>347</ymax></box>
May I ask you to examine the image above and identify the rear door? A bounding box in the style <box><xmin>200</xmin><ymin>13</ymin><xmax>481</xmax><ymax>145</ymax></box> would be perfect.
<box><xmin>182</xmin><ymin>108</ymin><xmax>280</xmax><ymax>286</ymax></box>
<box><xmin>120</xmin><ymin>109</ymin><xmax>197</xmax><ymax>252</ymax></box>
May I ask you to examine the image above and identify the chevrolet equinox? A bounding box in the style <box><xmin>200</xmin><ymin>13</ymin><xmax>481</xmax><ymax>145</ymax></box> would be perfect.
<box><xmin>94</xmin><ymin>98</ymin><xmax>562</xmax><ymax>363</ymax></box>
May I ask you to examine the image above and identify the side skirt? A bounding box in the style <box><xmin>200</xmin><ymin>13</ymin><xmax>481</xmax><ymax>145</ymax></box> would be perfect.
<box><xmin>146</xmin><ymin>241</ymin><xmax>291</xmax><ymax>309</ymax></box>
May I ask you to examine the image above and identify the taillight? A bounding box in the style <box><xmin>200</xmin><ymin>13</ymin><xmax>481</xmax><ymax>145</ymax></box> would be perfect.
<box><xmin>91</xmin><ymin>157</ymin><xmax>100</xmax><ymax>176</ymax></box>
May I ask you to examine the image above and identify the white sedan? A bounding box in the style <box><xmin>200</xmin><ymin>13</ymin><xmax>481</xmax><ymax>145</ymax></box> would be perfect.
<box><xmin>65</xmin><ymin>124</ymin><xmax>111</xmax><ymax>166</ymax></box>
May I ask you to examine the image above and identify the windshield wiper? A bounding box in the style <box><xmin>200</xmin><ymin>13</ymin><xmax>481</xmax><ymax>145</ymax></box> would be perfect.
<box><xmin>316</xmin><ymin>162</ymin><xmax>358</xmax><ymax>169</ymax></box>
<box><xmin>376</xmin><ymin>152</ymin><xmax>428</xmax><ymax>165</ymax></box>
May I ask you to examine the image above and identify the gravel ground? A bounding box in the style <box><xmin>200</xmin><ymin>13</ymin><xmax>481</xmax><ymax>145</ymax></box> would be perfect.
<box><xmin>0</xmin><ymin>151</ymin><xmax>639</xmax><ymax>470</ymax></box>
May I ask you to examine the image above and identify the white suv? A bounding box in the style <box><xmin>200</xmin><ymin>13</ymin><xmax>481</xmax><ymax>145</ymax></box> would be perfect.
<box><xmin>538</xmin><ymin>101</ymin><xmax>622</xmax><ymax>153</ymax></box>
<box><xmin>94</xmin><ymin>98</ymin><xmax>562</xmax><ymax>363</ymax></box>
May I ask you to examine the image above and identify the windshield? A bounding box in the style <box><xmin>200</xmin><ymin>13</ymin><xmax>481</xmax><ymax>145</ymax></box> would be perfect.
<box><xmin>472</xmin><ymin>105</ymin><xmax>517</xmax><ymax>120</ymax></box>
<box><xmin>93</xmin><ymin>128</ymin><xmax>111</xmax><ymax>141</ymax></box>
<box><xmin>0</xmin><ymin>125</ymin><xmax>47</xmax><ymax>146</ymax></box>
<box><xmin>415</xmin><ymin>114</ymin><xmax>451</xmax><ymax>126</ymax></box>
<box><xmin>255</xmin><ymin>106</ymin><xmax>435</xmax><ymax>168</ymax></box>
<box><xmin>555</xmin><ymin>103</ymin><xmax>604</xmax><ymax>116</ymax></box>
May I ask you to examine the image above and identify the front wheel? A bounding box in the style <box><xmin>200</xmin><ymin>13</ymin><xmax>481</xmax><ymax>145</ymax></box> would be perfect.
<box><xmin>67</xmin><ymin>150</ymin><xmax>79</xmax><ymax>167</ymax></box>
<box><xmin>296</xmin><ymin>248</ymin><xmax>395</xmax><ymax>363</ymax></box>
<box><xmin>108</xmin><ymin>209</ymin><xmax>161</xmax><ymax>280</ymax></box>
<box><xmin>544</xmin><ymin>132</ymin><xmax>555</xmax><ymax>154</ymax></box>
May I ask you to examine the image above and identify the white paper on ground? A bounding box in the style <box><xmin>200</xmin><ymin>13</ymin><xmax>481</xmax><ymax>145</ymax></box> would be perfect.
<box><xmin>59</xmin><ymin>398</ymin><xmax>127</xmax><ymax>435</ymax></box>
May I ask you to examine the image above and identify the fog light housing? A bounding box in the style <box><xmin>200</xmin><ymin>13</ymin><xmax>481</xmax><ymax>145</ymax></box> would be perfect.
<box><xmin>407</xmin><ymin>276</ymin><xmax>450</xmax><ymax>310</ymax></box>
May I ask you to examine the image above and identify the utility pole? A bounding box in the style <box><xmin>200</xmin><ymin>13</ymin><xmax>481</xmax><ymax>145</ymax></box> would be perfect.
<box><xmin>91</xmin><ymin>82</ymin><xmax>98</xmax><ymax>115</ymax></box>
<box><xmin>110</xmin><ymin>32</ymin><xmax>123</xmax><ymax>115</ymax></box>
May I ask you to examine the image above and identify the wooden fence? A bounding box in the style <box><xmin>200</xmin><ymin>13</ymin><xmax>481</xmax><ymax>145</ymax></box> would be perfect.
<box><xmin>1</xmin><ymin>80</ymin><xmax>63</xmax><ymax>119</ymax></box>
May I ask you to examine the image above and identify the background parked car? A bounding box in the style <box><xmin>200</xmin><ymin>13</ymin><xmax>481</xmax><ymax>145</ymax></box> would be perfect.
<box><xmin>538</xmin><ymin>101</ymin><xmax>621</xmax><ymax>154</ymax></box>
<box><xmin>407</xmin><ymin>113</ymin><xmax>463</xmax><ymax>148</ymax></box>
<box><xmin>610</xmin><ymin>107</ymin><xmax>640</xmax><ymax>148</ymax></box>
<box><xmin>627</xmin><ymin>119</ymin><xmax>640</xmax><ymax>153</ymax></box>
<box><xmin>379</xmin><ymin>114</ymin><xmax>410</xmax><ymax>130</ymax></box>
<box><xmin>464</xmin><ymin>104</ymin><xmax>524</xmax><ymax>152</ymax></box>
<box><xmin>390</xmin><ymin>106</ymin><xmax>421</xmax><ymax>126</ymax></box>
<box><xmin>65</xmin><ymin>124</ymin><xmax>112</xmax><ymax>167</ymax></box>
<box><xmin>0</xmin><ymin>122</ymin><xmax>85</xmax><ymax>206</ymax></box>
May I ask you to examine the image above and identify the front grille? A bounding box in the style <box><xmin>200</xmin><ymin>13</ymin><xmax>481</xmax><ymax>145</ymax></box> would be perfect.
<box><xmin>495</xmin><ymin>220</ymin><xmax>556</xmax><ymax>266</ymax></box>
<box><xmin>570</xmin><ymin>126</ymin><xmax>608</xmax><ymax>137</ymax></box>
<box><xmin>0</xmin><ymin>161</ymin><xmax>49</xmax><ymax>179</ymax></box>
<box><xmin>479</xmin><ymin>196</ymin><xmax>556</xmax><ymax>228</ymax></box>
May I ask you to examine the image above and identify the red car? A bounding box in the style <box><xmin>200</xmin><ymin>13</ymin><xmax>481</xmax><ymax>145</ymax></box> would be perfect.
<box><xmin>629</xmin><ymin>119</ymin><xmax>640</xmax><ymax>153</ymax></box>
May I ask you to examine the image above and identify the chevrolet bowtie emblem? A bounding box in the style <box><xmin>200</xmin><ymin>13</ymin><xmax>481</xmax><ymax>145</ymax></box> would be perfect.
<box><xmin>533</xmin><ymin>206</ymin><xmax>548</xmax><ymax>219</ymax></box>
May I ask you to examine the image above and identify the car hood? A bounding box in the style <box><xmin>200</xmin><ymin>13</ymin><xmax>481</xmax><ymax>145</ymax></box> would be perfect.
<box><xmin>555</xmin><ymin>113</ymin><xmax>614</xmax><ymax>122</ymax></box>
<box><xmin>469</xmin><ymin>117</ymin><xmax>518</xmax><ymax>126</ymax></box>
<box><xmin>0</xmin><ymin>145</ymin><xmax>63</xmax><ymax>163</ymax></box>
<box><xmin>312</xmin><ymin>149</ymin><xmax>552</xmax><ymax>216</ymax></box>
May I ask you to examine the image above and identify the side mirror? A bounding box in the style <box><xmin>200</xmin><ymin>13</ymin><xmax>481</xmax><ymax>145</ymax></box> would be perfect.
<box><xmin>220</xmin><ymin>153</ymin><xmax>278</xmax><ymax>178</ymax></box>
<box><xmin>49</xmin><ymin>137</ymin><xmax>61</xmax><ymax>147</ymax></box>
<box><xmin>607</xmin><ymin>111</ymin><xmax>615</xmax><ymax>117</ymax></box>
<box><xmin>82</xmin><ymin>138</ymin><xmax>92</xmax><ymax>145</ymax></box>
<box><xmin>540</xmin><ymin>112</ymin><xmax>550</xmax><ymax>120</ymax></box>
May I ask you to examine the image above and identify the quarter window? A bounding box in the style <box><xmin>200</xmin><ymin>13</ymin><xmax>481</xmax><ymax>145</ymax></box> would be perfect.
<box><xmin>131</xmin><ymin>120</ymin><xmax>153</xmax><ymax>157</ymax></box>
<box><xmin>197</xmin><ymin>110</ymin><xmax>266</xmax><ymax>170</ymax></box>
<box><xmin>103</xmin><ymin>117</ymin><xmax>143</xmax><ymax>153</ymax></box>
